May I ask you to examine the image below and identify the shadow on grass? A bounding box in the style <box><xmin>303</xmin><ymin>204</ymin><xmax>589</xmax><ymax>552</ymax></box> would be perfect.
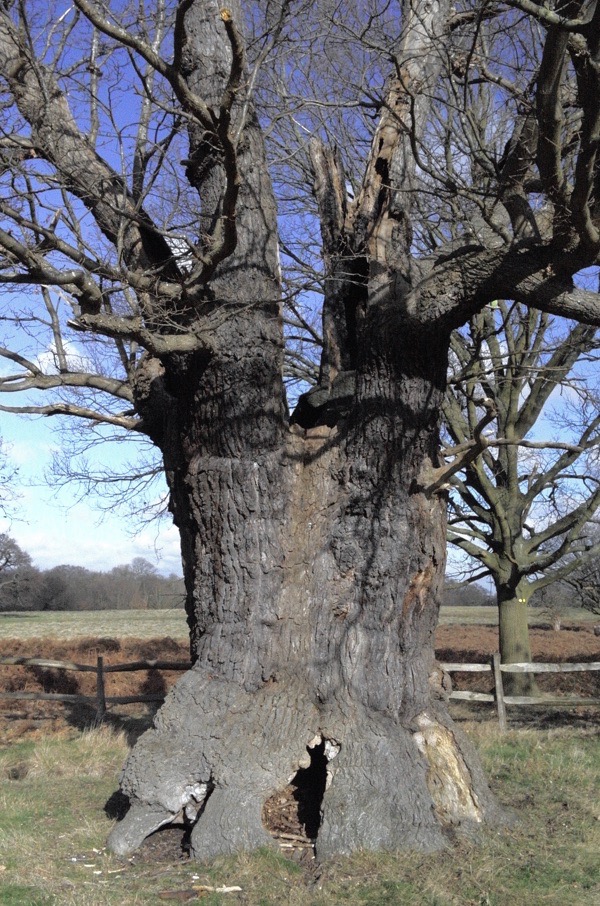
<box><xmin>63</xmin><ymin>700</ymin><xmax>156</xmax><ymax>746</ymax></box>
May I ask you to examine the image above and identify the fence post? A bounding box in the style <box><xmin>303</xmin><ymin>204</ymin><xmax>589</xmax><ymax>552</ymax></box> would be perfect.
<box><xmin>95</xmin><ymin>655</ymin><xmax>106</xmax><ymax>723</ymax></box>
<box><xmin>492</xmin><ymin>652</ymin><xmax>507</xmax><ymax>732</ymax></box>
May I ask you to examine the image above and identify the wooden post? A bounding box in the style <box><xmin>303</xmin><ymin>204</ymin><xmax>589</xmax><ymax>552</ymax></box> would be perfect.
<box><xmin>96</xmin><ymin>655</ymin><xmax>106</xmax><ymax>723</ymax></box>
<box><xmin>492</xmin><ymin>652</ymin><xmax>507</xmax><ymax>732</ymax></box>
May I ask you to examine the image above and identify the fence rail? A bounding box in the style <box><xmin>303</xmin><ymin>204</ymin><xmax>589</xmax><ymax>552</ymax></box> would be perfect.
<box><xmin>1</xmin><ymin>653</ymin><xmax>599</xmax><ymax>728</ymax></box>
<box><xmin>0</xmin><ymin>654</ymin><xmax>191</xmax><ymax>722</ymax></box>
<box><xmin>442</xmin><ymin>653</ymin><xmax>600</xmax><ymax>730</ymax></box>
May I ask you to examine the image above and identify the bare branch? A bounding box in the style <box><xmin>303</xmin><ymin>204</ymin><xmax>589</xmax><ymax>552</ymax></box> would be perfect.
<box><xmin>423</xmin><ymin>398</ymin><xmax>497</xmax><ymax>494</ymax></box>
<box><xmin>0</xmin><ymin>401</ymin><xmax>140</xmax><ymax>430</ymax></box>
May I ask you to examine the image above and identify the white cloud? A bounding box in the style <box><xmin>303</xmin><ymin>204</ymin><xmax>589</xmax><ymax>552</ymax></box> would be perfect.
<box><xmin>2</xmin><ymin>513</ymin><xmax>181</xmax><ymax>575</ymax></box>
<box><xmin>36</xmin><ymin>339</ymin><xmax>93</xmax><ymax>374</ymax></box>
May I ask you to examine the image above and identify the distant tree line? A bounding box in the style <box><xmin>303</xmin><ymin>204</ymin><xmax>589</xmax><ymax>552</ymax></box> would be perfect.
<box><xmin>441</xmin><ymin>581</ymin><xmax>493</xmax><ymax>609</ymax></box>
<box><xmin>0</xmin><ymin>534</ymin><xmax>184</xmax><ymax>612</ymax></box>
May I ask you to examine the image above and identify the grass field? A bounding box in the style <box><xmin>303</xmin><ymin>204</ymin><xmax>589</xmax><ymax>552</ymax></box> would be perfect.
<box><xmin>0</xmin><ymin>608</ymin><xmax>190</xmax><ymax>641</ymax></box>
<box><xmin>0</xmin><ymin>722</ymin><xmax>598</xmax><ymax>905</ymax></box>
<box><xmin>0</xmin><ymin>605</ymin><xmax>596</xmax><ymax>641</ymax></box>
<box><xmin>0</xmin><ymin>608</ymin><xmax>598</xmax><ymax>904</ymax></box>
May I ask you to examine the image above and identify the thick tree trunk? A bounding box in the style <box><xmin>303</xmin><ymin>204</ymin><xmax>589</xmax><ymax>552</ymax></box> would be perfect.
<box><xmin>497</xmin><ymin>581</ymin><xmax>538</xmax><ymax>696</ymax></box>
<box><xmin>105</xmin><ymin>0</ymin><xmax>507</xmax><ymax>864</ymax></box>
<box><xmin>108</xmin><ymin>295</ymin><xmax>505</xmax><ymax>860</ymax></box>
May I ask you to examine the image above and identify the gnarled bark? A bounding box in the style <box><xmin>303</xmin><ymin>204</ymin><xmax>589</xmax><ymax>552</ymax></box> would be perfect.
<box><xmin>108</xmin><ymin>297</ymin><xmax>507</xmax><ymax>859</ymax></box>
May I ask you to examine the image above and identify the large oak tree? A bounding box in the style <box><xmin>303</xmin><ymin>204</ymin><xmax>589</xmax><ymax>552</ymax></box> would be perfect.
<box><xmin>2</xmin><ymin>0</ymin><xmax>600</xmax><ymax>859</ymax></box>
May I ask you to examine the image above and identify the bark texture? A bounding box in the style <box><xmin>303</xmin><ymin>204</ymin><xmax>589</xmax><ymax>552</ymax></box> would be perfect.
<box><xmin>497</xmin><ymin>582</ymin><xmax>538</xmax><ymax>697</ymax></box>
<box><xmin>109</xmin><ymin>295</ymin><xmax>507</xmax><ymax>860</ymax></box>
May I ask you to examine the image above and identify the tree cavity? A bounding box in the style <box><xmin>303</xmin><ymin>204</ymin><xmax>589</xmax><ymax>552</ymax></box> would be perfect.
<box><xmin>262</xmin><ymin>733</ymin><xmax>340</xmax><ymax>854</ymax></box>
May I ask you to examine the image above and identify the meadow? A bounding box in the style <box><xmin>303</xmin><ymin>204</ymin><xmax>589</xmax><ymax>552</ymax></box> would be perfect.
<box><xmin>0</xmin><ymin>609</ymin><xmax>190</xmax><ymax>642</ymax></box>
<box><xmin>0</xmin><ymin>607</ymin><xmax>598</xmax><ymax>905</ymax></box>
<box><xmin>0</xmin><ymin>605</ymin><xmax>597</xmax><ymax>642</ymax></box>
<box><xmin>0</xmin><ymin>722</ymin><xmax>598</xmax><ymax>905</ymax></box>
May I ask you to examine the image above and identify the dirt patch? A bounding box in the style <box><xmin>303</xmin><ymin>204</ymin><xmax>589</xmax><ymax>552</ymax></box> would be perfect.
<box><xmin>435</xmin><ymin>621</ymin><xmax>600</xmax><ymax>661</ymax></box>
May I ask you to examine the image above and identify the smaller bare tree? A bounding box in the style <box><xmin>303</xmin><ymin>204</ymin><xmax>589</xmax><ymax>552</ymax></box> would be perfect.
<box><xmin>443</xmin><ymin>303</ymin><xmax>600</xmax><ymax>693</ymax></box>
<box><xmin>562</xmin><ymin>536</ymin><xmax>600</xmax><ymax>617</ymax></box>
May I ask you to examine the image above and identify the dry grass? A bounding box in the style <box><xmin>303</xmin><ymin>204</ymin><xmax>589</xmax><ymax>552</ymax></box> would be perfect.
<box><xmin>0</xmin><ymin>720</ymin><xmax>598</xmax><ymax>905</ymax></box>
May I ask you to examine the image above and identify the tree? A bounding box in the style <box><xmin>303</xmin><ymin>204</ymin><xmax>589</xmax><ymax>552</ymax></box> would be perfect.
<box><xmin>562</xmin><ymin>538</ymin><xmax>600</xmax><ymax>615</ymax></box>
<box><xmin>35</xmin><ymin>564</ymin><xmax>84</xmax><ymax>611</ymax></box>
<box><xmin>443</xmin><ymin>303</ymin><xmax>600</xmax><ymax>691</ymax></box>
<box><xmin>0</xmin><ymin>437</ymin><xmax>18</xmax><ymax>516</ymax></box>
<box><xmin>2</xmin><ymin>0</ymin><xmax>600</xmax><ymax>860</ymax></box>
<box><xmin>442</xmin><ymin>580</ymin><xmax>492</xmax><ymax>609</ymax></box>
<box><xmin>0</xmin><ymin>533</ymin><xmax>36</xmax><ymax>610</ymax></box>
<box><xmin>109</xmin><ymin>557</ymin><xmax>173</xmax><ymax>609</ymax></box>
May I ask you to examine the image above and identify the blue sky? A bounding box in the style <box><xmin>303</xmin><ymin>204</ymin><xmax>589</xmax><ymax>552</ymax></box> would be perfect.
<box><xmin>0</xmin><ymin>408</ymin><xmax>182</xmax><ymax>576</ymax></box>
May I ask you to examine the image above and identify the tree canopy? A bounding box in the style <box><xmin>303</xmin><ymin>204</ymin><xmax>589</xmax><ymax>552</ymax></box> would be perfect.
<box><xmin>2</xmin><ymin>1</ymin><xmax>600</xmax><ymax>441</ymax></box>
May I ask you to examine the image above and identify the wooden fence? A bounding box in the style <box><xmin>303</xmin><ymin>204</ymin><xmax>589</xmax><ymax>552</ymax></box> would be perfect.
<box><xmin>443</xmin><ymin>653</ymin><xmax>600</xmax><ymax>730</ymax></box>
<box><xmin>0</xmin><ymin>655</ymin><xmax>191</xmax><ymax>723</ymax></box>
<box><xmin>1</xmin><ymin>653</ymin><xmax>599</xmax><ymax>729</ymax></box>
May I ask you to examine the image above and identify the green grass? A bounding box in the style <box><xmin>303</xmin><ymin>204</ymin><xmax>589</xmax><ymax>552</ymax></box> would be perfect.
<box><xmin>0</xmin><ymin>605</ymin><xmax>595</xmax><ymax>641</ymax></box>
<box><xmin>0</xmin><ymin>723</ymin><xmax>598</xmax><ymax>905</ymax></box>
<box><xmin>0</xmin><ymin>608</ymin><xmax>189</xmax><ymax>641</ymax></box>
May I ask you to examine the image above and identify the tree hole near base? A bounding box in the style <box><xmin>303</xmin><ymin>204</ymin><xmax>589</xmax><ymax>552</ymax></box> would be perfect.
<box><xmin>136</xmin><ymin>824</ymin><xmax>193</xmax><ymax>863</ymax></box>
<box><xmin>262</xmin><ymin>740</ymin><xmax>329</xmax><ymax>853</ymax></box>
